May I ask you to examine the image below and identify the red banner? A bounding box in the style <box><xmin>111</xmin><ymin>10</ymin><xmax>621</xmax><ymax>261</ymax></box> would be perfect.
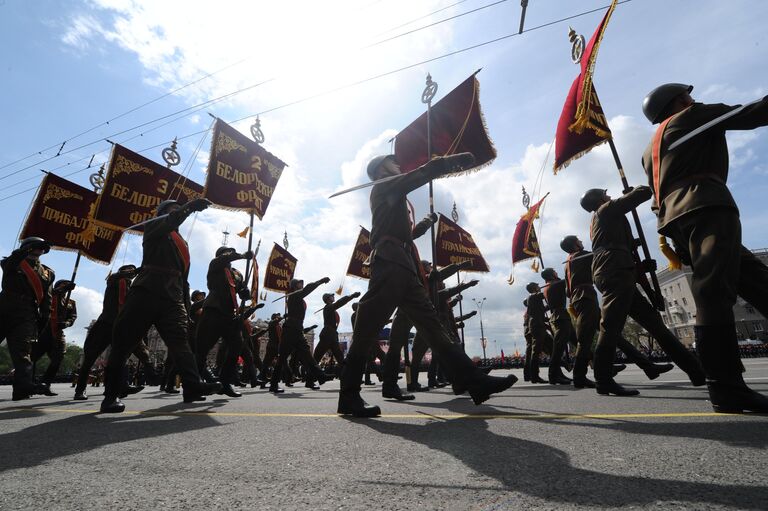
<box><xmin>553</xmin><ymin>1</ymin><xmax>617</xmax><ymax>172</ymax></box>
<box><xmin>21</xmin><ymin>173</ymin><xmax>122</xmax><ymax>264</ymax></box>
<box><xmin>263</xmin><ymin>243</ymin><xmax>297</xmax><ymax>293</ymax></box>
<box><xmin>345</xmin><ymin>227</ymin><xmax>372</xmax><ymax>280</ymax></box>
<box><xmin>511</xmin><ymin>197</ymin><xmax>546</xmax><ymax>265</ymax></box>
<box><xmin>94</xmin><ymin>144</ymin><xmax>204</xmax><ymax>232</ymax></box>
<box><xmin>204</xmin><ymin>119</ymin><xmax>287</xmax><ymax>219</ymax></box>
<box><xmin>394</xmin><ymin>73</ymin><xmax>496</xmax><ymax>174</ymax></box>
<box><xmin>434</xmin><ymin>214</ymin><xmax>489</xmax><ymax>272</ymax></box>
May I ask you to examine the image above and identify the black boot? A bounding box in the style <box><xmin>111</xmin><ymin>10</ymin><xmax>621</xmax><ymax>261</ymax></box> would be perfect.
<box><xmin>183</xmin><ymin>381</ymin><xmax>221</xmax><ymax>403</ymax></box>
<box><xmin>466</xmin><ymin>374</ymin><xmax>518</xmax><ymax>405</ymax></box>
<box><xmin>218</xmin><ymin>383</ymin><xmax>242</xmax><ymax>398</ymax></box>
<box><xmin>643</xmin><ymin>363</ymin><xmax>674</xmax><ymax>380</ymax></box>
<box><xmin>337</xmin><ymin>391</ymin><xmax>381</xmax><ymax>417</ymax></box>
<box><xmin>73</xmin><ymin>389</ymin><xmax>88</xmax><ymax>400</ymax></box>
<box><xmin>41</xmin><ymin>383</ymin><xmax>58</xmax><ymax>396</ymax></box>
<box><xmin>382</xmin><ymin>384</ymin><xmax>415</xmax><ymax>401</ymax></box>
<box><xmin>269</xmin><ymin>383</ymin><xmax>285</xmax><ymax>394</ymax></box>
<box><xmin>573</xmin><ymin>376</ymin><xmax>596</xmax><ymax>389</ymax></box>
<box><xmin>407</xmin><ymin>382</ymin><xmax>430</xmax><ymax>392</ymax></box>
<box><xmin>596</xmin><ymin>380</ymin><xmax>639</xmax><ymax>396</ymax></box>
<box><xmin>305</xmin><ymin>380</ymin><xmax>321</xmax><ymax>390</ymax></box>
<box><xmin>100</xmin><ymin>365</ymin><xmax>127</xmax><ymax>412</ymax></box>
<box><xmin>708</xmin><ymin>379</ymin><xmax>768</xmax><ymax>413</ymax></box>
<box><xmin>612</xmin><ymin>364</ymin><xmax>626</xmax><ymax>376</ymax></box>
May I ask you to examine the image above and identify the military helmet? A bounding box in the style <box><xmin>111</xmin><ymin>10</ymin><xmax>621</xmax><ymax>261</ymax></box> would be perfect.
<box><xmin>117</xmin><ymin>264</ymin><xmax>137</xmax><ymax>274</ymax></box>
<box><xmin>525</xmin><ymin>282</ymin><xmax>539</xmax><ymax>293</ymax></box>
<box><xmin>156</xmin><ymin>199</ymin><xmax>179</xmax><ymax>217</ymax></box>
<box><xmin>642</xmin><ymin>83</ymin><xmax>693</xmax><ymax>124</ymax></box>
<box><xmin>540</xmin><ymin>268</ymin><xmax>557</xmax><ymax>281</ymax></box>
<box><xmin>19</xmin><ymin>237</ymin><xmax>51</xmax><ymax>254</ymax></box>
<box><xmin>322</xmin><ymin>293</ymin><xmax>334</xmax><ymax>303</ymax></box>
<box><xmin>366</xmin><ymin>154</ymin><xmax>396</xmax><ymax>180</ymax></box>
<box><xmin>289</xmin><ymin>278</ymin><xmax>303</xmax><ymax>291</ymax></box>
<box><xmin>216</xmin><ymin>246</ymin><xmax>236</xmax><ymax>257</ymax></box>
<box><xmin>560</xmin><ymin>235</ymin><xmax>580</xmax><ymax>253</ymax></box>
<box><xmin>580</xmin><ymin>188</ymin><xmax>607</xmax><ymax>212</ymax></box>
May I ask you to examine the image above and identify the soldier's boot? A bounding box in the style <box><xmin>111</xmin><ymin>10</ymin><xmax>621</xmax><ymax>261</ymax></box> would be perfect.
<box><xmin>697</xmin><ymin>325</ymin><xmax>768</xmax><ymax>413</ymax></box>
<box><xmin>217</xmin><ymin>382</ymin><xmax>242</xmax><ymax>398</ymax></box>
<box><xmin>594</xmin><ymin>333</ymin><xmax>638</xmax><ymax>396</ymax></box>
<box><xmin>522</xmin><ymin>364</ymin><xmax>530</xmax><ymax>382</ymax></box>
<box><xmin>572</xmin><ymin>345</ymin><xmax>595</xmax><ymax>389</ymax></box>
<box><xmin>337</xmin><ymin>391</ymin><xmax>381</xmax><ymax>417</ymax></box>
<box><xmin>643</xmin><ymin>363</ymin><xmax>674</xmax><ymax>380</ymax></box>
<box><xmin>74</xmin><ymin>364</ymin><xmax>90</xmax><ymax>399</ymax></box>
<box><xmin>462</xmin><ymin>373</ymin><xmax>518</xmax><ymax>405</ymax></box>
<box><xmin>382</xmin><ymin>383</ymin><xmax>415</xmax><ymax>401</ymax></box>
<box><xmin>100</xmin><ymin>365</ymin><xmax>126</xmax><ymax>413</ymax></box>
<box><xmin>529</xmin><ymin>358</ymin><xmax>547</xmax><ymax>384</ymax></box>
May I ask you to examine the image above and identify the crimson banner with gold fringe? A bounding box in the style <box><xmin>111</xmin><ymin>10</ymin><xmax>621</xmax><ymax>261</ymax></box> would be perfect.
<box><xmin>394</xmin><ymin>73</ymin><xmax>496</xmax><ymax>174</ymax></box>
<box><xmin>511</xmin><ymin>196</ymin><xmax>546</xmax><ymax>265</ymax></box>
<box><xmin>434</xmin><ymin>214</ymin><xmax>489</xmax><ymax>272</ymax></box>
<box><xmin>345</xmin><ymin>227</ymin><xmax>372</xmax><ymax>280</ymax></box>
<box><xmin>20</xmin><ymin>173</ymin><xmax>122</xmax><ymax>264</ymax></box>
<box><xmin>553</xmin><ymin>0</ymin><xmax>617</xmax><ymax>172</ymax></box>
<box><xmin>204</xmin><ymin>119</ymin><xmax>287</xmax><ymax>219</ymax></box>
<box><xmin>94</xmin><ymin>144</ymin><xmax>203</xmax><ymax>232</ymax></box>
<box><xmin>263</xmin><ymin>243</ymin><xmax>297</xmax><ymax>293</ymax></box>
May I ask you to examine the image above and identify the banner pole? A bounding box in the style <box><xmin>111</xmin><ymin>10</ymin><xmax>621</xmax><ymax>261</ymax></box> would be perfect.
<box><xmin>422</xmin><ymin>74</ymin><xmax>438</xmax><ymax>266</ymax></box>
<box><xmin>607</xmin><ymin>138</ymin><xmax>664</xmax><ymax>310</ymax></box>
<box><xmin>456</xmin><ymin>270</ymin><xmax>466</xmax><ymax>352</ymax></box>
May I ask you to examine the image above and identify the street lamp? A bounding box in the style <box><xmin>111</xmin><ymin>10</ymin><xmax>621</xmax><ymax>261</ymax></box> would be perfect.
<box><xmin>473</xmin><ymin>297</ymin><xmax>487</xmax><ymax>362</ymax></box>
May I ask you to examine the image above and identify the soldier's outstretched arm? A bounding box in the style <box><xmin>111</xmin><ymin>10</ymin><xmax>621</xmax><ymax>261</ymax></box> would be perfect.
<box><xmin>613</xmin><ymin>185</ymin><xmax>653</xmax><ymax>214</ymax></box>
<box><xmin>381</xmin><ymin>153</ymin><xmax>474</xmax><ymax>204</ymax></box>
<box><xmin>333</xmin><ymin>291</ymin><xmax>361</xmax><ymax>310</ymax></box>
<box><xmin>437</xmin><ymin>260</ymin><xmax>472</xmax><ymax>280</ymax></box>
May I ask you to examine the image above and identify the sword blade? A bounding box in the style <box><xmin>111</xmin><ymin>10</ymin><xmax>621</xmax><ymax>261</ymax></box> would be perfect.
<box><xmin>668</xmin><ymin>99</ymin><xmax>761</xmax><ymax>151</ymax></box>
<box><xmin>123</xmin><ymin>213</ymin><xmax>170</xmax><ymax>231</ymax></box>
<box><xmin>328</xmin><ymin>173</ymin><xmax>405</xmax><ymax>199</ymax></box>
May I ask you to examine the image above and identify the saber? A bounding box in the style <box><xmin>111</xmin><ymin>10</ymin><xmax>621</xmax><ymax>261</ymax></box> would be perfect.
<box><xmin>123</xmin><ymin>213</ymin><xmax>170</xmax><ymax>231</ymax></box>
<box><xmin>328</xmin><ymin>173</ymin><xmax>405</xmax><ymax>199</ymax></box>
<box><xmin>668</xmin><ymin>98</ymin><xmax>762</xmax><ymax>151</ymax></box>
<box><xmin>272</xmin><ymin>288</ymin><xmax>304</xmax><ymax>303</ymax></box>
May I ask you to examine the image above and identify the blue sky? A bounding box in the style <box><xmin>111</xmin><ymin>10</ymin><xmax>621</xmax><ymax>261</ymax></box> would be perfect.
<box><xmin>1</xmin><ymin>0</ymin><xmax>767</xmax><ymax>356</ymax></box>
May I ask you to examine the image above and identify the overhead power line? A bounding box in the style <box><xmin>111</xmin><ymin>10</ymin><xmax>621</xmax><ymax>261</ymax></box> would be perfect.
<box><xmin>0</xmin><ymin>1</ymin><xmax>631</xmax><ymax>204</ymax></box>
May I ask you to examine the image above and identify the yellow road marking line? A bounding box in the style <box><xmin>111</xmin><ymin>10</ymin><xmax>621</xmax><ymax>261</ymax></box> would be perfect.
<box><xmin>0</xmin><ymin>408</ymin><xmax>744</xmax><ymax>420</ymax></box>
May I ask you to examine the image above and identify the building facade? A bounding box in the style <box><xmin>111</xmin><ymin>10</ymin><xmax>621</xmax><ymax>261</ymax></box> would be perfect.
<box><xmin>656</xmin><ymin>248</ymin><xmax>768</xmax><ymax>345</ymax></box>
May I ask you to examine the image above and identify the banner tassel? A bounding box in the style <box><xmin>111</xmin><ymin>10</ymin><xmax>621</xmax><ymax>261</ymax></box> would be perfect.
<box><xmin>659</xmin><ymin>235</ymin><xmax>682</xmax><ymax>270</ymax></box>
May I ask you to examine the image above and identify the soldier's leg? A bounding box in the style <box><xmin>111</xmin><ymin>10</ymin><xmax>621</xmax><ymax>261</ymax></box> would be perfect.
<box><xmin>736</xmin><ymin>246</ymin><xmax>768</xmax><ymax>317</ymax></box>
<box><xmin>410</xmin><ymin>333</ymin><xmax>429</xmax><ymax>387</ymax></box>
<box><xmin>548</xmin><ymin>320</ymin><xmax>571</xmax><ymax>382</ymax></box>
<box><xmin>593</xmin><ymin>271</ymin><xmax>635</xmax><ymax>385</ymax></box>
<box><xmin>41</xmin><ymin>332</ymin><xmax>66</xmax><ymax>384</ymax></box>
<box><xmin>628</xmin><ymin>290</ymin><xmax>704</xmax><ymax>384</ymax></box>
<box><xmin>6</xmin><ymin>318</ymin><xmax>38</xmax><ymax>397</ymax></box>
<box><xmin>217</xmin><ymin>321</ymin><xmax>244</xmax><ymax>391</ymax></box>
<box><xmin>153</xmin><ymin>300</ymin><xmax>202</xmax><ymax>389</ymax></box>
<box><xmin>329</xmin><ymin>335</ymin><xmax>345</xmax><ymax>366</ymax></box>
<box><xmin>75</xmin><ymin>322</ymin><xmax>110</xmax><ymax>395</ymax></box>
<box><xmin>523</xmin><ymin>334</ymin><xmax>532</xmax><ymax>381</ymax></box>
<box><xmin>572</xmin><ymin>302</ymin><xmax>597</xmax><ymax>384</ymax></box>
<box><xmin>382</xmin><ymin>312</ymin><xmax>410</xmax><ymax>386</ymax></box>
<box><xmin>105</xmin><ymin>291</ymin><xmax>156</xmax><ymax>401</ymax></box>
<box><xmin>313</xmin><ymin>330</ymin><xmax>332</xmax><ymax>363</ymax></box>
<box><xmin>195</xmin><ymin>311</ymin><xmax>221</xmax><ymax>374</ymax></box>
<box><xmin>339</xmin><ymin>261</ymin><xmax>401</xmax><ymax>395</ymax></box>
<box><xmin>269</xmin><ymin>331</ymin><xmax>295</xmax><ymax>389</ymax></box>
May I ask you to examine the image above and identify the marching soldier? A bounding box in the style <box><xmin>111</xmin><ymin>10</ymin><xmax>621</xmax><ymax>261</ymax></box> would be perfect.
<box><xmin>195</xmin><ymin>246</ymin><xmax>254</xmax><ymax>398</ymax></box>
<box><xmin>268</xmin><ymin>277</ymin><xmax>332</xmax><ymax>394</ymax></box>
<box><xmin>0</xmin><ymin>237</ymin><xmax>54</xmax><ymax>400</ymax></box>
<box><xmin>32</xmin><ymin>279</ymin><xmax>77</xmax><ymax>395</ymax></box>
<box><xmin>100</xmin><ymin>198</ymin><xmax>220</xmax><ymax>413</ymax></box>
<box><xmin>525</xmin><ymin>282</ymin><xmax>551</xmax><ymax>384</ymax></box>
<box><xmin>257</xmin><ymin>313</ymin><xmax>284</xmax><ymax>386</ymax></box>
<box><xmin>522</xmin><ymin>299</ymin><xmax>532</xmax><ymax>382</ymax></box>
<box><xmin>314</xmin><ymin>291</ymin><xmax>360</xmax><ymax>370</ymax></box>
<box><xmin>559</xmin><ymin>235</ymin><xmax>674</xmax><ymax>389</ymax></box>
<box><xmin>338</xmin><ymin>153</ymin><xmax>516</xmax><ymax>417</ymax></box>
<box><xmin>540</xmin><ymin>268</ymin><xmax>574</xmax><ymax>385</ymax></box>
<box><xmin>74</xmin><ymin>265</ymin><xmax>150</xmax><ymax>400</ymax></box>
<box><xmin>163</xmin><ymin>289</ymin><xmax>207</xmax><ymax>393</ymax></box>
<box><xmin>641</xmin><ymin>84</ymin><xmax>768</xmax><ymax>413</ymax></box>
<box><xmin>580</xmin><ymin>186</ymin><xmax>705</xmax><ymax>396</ymax></box>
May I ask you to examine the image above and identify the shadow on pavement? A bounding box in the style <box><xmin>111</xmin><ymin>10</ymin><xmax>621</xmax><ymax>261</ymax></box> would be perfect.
<box><xmin>0</xmin><ymin>401</ymin><xmax>222</xmax><ymax>473</ymax></box>
<box><xmin>357</xmin><ymin>400</ymin><xmax>768</xmax><ymax>509</ymax></box>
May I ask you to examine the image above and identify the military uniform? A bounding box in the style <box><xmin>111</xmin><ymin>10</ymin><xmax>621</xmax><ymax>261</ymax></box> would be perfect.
<box><xmin>590</xmin><ymin>186</ymin><xmax>704</xmax><ymax>388</ymax></box>
<box><xmin>525</xmin><ymin>290</ymin><xmax>552</xmax><ymax>383</ymax></box>
<box><xmin>339</xmin><ymin>157</ymin><xmax>515</xmax><ymax>416</ymax></box>
<box><xmin>0</xmin><ymin>247</ymin><xmax>54</xmax><ymax>398</ymax></box>
<box><xmin>314</xmin><ymin>294</ymin><xmax>357</xmax><ymax>366</ymax></box>
<box><xmin>642</xmin><ymin>95</ymin><xmax>768</xmax><ymax>411</ymax></box>
<box><xmin>105</xmin><ymin>204</ymin><xmax>213</xmax><ymax>408</ymax></box>
<box><xmin>196</xmin><ymin>252</ymin><xmax>250</xmax><ymax>394</ymax></box>
<box><xmin>32</xmin><ymin>287</ymin><xmax>76</xmax><ymax>386</ymax></box>
<box><xmin>259</xmin><ymin>315</ymin><xmax>283</xmax><ymax>381</ymax></box>
<box><xmin>268</xmin><ymin>279</ymin><xmax>329</xmax><ymax>391</ymax></box>
<box><xmin>541</xmin><ymin>278</ymin><xmax>573</xmax><ymax>384</ymax></box>
<box><xmin>75</xmin><ymin>272</ymin><xmax>150</xmax><ymax>399</ymax></box>
<box><xmin>522</xmin><ymin>301</ymin><xmax>532</xmax><ymax>381</ymax></box>
<box><xmin>565</xmin><ymin>248</ymin><xmax>672</xmax><ymax>384</ymax></box>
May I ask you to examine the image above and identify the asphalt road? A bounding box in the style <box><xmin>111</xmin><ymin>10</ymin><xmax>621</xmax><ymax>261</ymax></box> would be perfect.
<box><xmin>1</xmin><ymin>360</ymin><xmax>767</xmax><ymax>510</ymax></box>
